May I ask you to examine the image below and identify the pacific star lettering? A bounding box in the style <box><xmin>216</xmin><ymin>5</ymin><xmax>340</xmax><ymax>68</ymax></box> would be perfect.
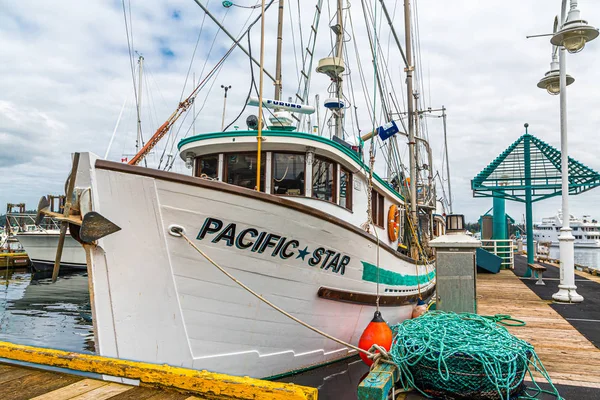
<box><xmin>195</xmin><ymin>217</ymin><xmax>349</xmax><ymax>275</ymax></box>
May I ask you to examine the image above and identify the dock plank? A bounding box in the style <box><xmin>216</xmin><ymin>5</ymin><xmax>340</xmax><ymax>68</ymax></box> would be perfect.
<box><xmin>0</xmin><ymin>366</ymin><xmax>36</xmax><ymax>384</ymax></box>
<box><xmin>30</xmin><ymin>379</ymin><xmax>109</xmax><ymax>400</ymax></box>
<box><xmin>105</xmin><ymin>386</ymin><xmax>163</xmax><ymax>400</ymax></box>
<box><xmin>68</xmin><ymin>382</ymin><xmax>133</xmax><ymax>400</ymax></box>
<box><xmin>477</xmin><ymin>269</ymin><xmax>600</xmax><ymax>387</ymax></box>
<box><xmin>0</xmin><ymin>370</ymin><xmax>82</xmax><ymax>400</ymax></box>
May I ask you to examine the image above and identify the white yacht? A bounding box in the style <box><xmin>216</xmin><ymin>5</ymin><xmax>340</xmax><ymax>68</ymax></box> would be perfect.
<box><xmin>533</xmin><ymin>211</ymin><xmax>600</xmax><ymax>248</ymax></box>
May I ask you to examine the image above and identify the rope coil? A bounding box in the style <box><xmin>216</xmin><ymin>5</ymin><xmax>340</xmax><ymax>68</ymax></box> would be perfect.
<box><xmin>389</xmin><ymin>311</ymin><xmax>562</xmax><ymax>400</ymax></box>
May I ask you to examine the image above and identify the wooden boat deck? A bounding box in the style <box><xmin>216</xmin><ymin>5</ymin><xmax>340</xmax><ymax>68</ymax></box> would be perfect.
<box><xmin>0</xmin><ymin>363</ymin><xmax>204</xmax><ymax>400</ymax></box>
<box><xmin>477</xmin><ymin>269</ymin><xmax>600</xmax><ymax>389</ymax></box>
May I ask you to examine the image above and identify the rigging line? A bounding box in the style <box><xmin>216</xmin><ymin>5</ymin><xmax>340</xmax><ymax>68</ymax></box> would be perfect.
<box><xmin>287</xmin><ymin>0</ymin><xmax>301</xmax><ymax>87</ymax></box>
<box><xmin>413</xmin><ymin>0</ymin><xmax>429</xmax><ymax>143</ymax></box>
<box><xmin>222</xmin><ymin>34</ymin><xmax>256</xmax><ymax>132</ymax></box>
<box><xmin>347</xmin><ymin>7</ymin><xmax>375</xmax><ymax>128</ymax></box>
<box><xmin>160</xmin><ymin>45</ymin><xmax>234</xmax><ymax>170</ymax></box>
<box><xmin>296</xmin><ymin>0</ymin><xmax>305</xmax><ymax>69</ymax></box>
<box><xmin>163</xmin><ymin>45</ymin><xmax>235</xmax><ymax>170</ymax></box>
<box><xmin>176</xmin><ymin>1</ymin><xmax>268</xmax><ymax>141</ymax></box>
<box><xmin>364</xmin><ymin>0</ymin><xmax>400</xmax><ymax>120</ymax></box>
<box><xmin>159</xmin><ymin>8</ymin><xmax>232</xmax><ymax>168</ymax></box>
<box><xmin>179</xmin><ymin>0</ymin><xmax>211</xmax><ymax>102</ymax></box>
<box><xmin>326</xmin><ymin>0</ymin><xmax>335</xmax><ymax>58</ymax></box>
<box><xmin>343</xmin><ymin>44</ymin><xmax>358</xmax><ymax>144</ymax></box>
<box><xmin>359</xmin><ymin>0</ymin><xmax>390</xmax><ymax>121</ymax></box>
<box><xmin>121</xmin><ymin>0</ymin><xmax>139</xmax><ymax>140</ymax></box>
<box><xmin>144</xmin><ymin>64</ymin><xmax>168</xmax><ymax>107</ymax></box>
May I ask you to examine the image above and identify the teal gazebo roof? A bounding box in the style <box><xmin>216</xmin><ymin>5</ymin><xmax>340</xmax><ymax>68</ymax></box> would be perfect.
<box><xmin>472</xmin><ymin>132</ymin><xmax>600</xmax><ymax>202</ymax></box>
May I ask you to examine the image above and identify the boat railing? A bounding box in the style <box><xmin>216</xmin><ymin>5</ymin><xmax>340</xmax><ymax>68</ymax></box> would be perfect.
<box><xmin>480</xmin><ymin>239</ymin><xmax>514</xmax><ymax>270</ymax></box>
<box><xmin>5</xmin><ymin>213</ymin><xmax>61</xmax><ymax>233</ymax></box>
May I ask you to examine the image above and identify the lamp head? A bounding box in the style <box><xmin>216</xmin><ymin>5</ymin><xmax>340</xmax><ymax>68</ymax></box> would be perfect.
<box><xmin>537</xmin><ymin>62</ymin><xmax>574</xmax><ymax>95</ymax></box>
<box><xmin>551</xmin><ymin>7</ymin><xmax>599</xmax><ymax>53</ymax></box>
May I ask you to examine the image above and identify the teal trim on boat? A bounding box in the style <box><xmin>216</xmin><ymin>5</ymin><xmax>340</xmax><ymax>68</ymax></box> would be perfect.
<box><xmin>361</xmin><ymin>261</ymin><xmax>435</xmax><ymax>286</ymax></box>
<box><xmin>178</xmin><ymin>129</ymin><xmax>405</xmax><ymax>202</ymax></box>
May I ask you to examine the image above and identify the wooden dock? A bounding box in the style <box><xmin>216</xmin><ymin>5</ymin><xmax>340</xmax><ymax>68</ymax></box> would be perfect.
<box><xmin>477</xmin><ymin>269</ymin><xmax>600</xmax><ymax>388</ymax></box>
<box><xmin>0</xmin><ymin>362</ymin><xmax>203</xmax><ymax>400</ymax></box>
<box><xmin>0</xmin><ymin>341</ymin><xmax>317</xmax><ymax>400</ymax></box>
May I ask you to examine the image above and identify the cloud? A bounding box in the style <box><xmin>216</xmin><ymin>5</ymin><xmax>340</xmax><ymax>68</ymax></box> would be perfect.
<box><xmin>1</xmin><ymin>0</ymin><xmax>599</xmax><ymax>226</ymax></box>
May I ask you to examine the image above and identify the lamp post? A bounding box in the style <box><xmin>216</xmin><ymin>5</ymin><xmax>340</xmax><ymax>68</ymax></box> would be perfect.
<box><xmin>536</xmin><ymin>0</ymin><xmax>598</xmax><ymax>303</ymax></box>
<box><xmin>221</xmin><ymin>85</ymin><xmax>232</xmax><ymax>131</ymax></box>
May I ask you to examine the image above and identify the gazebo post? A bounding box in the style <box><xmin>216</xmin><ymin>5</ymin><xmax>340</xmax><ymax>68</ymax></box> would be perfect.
<box><xmin>492</xmin><ymin>195</ymin><xmax>507</xmax><ymax>241</ymax></box>
<box><xmin>524</xmin><ymin>134</ymin><xmax>535</xmax><ymax>277</ymax></box>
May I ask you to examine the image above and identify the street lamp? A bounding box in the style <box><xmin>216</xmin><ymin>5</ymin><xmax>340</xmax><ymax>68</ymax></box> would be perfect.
<box><xmin>536</xmin><ymin>55</ymin><xmax>574</xmax><ymax>95</ymax></box>
<box><xmin>536</xmin><ymin>0</ymin><xmax>597</xmax><ymax>303</ymax></box>
<box><xmin>551</xmin><ymin>0</ymin><xmax>599</xmax><ymax>53</ymax></box>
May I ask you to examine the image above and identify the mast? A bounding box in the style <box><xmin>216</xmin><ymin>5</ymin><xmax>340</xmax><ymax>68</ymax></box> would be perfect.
<box><xmin>193</xmin><ymin>73</ymin><xmax>196</xmax><ymax>136</ymax></box>
<box><xmin>334</xmin><ymin>0</ymin><xmax>344</xmax><ymax>138</ymax></box>
<box><xmin>274</xmin><ymin>0</ymin><xmax>284</xmax><ymax>100</ymax></box>
<box><xmin>136</xmin><ymin>55</ymin><xmax>144</xmax><ymax>154</ymax></box>
<box><xmin>442</xmin><ymin>106</ymin><xmax>452</xmax><ymax>213</ymax></box>
<box><xmin>404</xmin><ymin>0</ymin><xmax>418</xmax><ymax>233</ymax></box>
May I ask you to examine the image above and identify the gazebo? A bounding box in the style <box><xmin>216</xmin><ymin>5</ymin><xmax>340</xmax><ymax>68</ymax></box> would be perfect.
<box><xmin>472</xmin><ymin>125</ymin><xmax>600</xmax><ymax>272</ymax></box>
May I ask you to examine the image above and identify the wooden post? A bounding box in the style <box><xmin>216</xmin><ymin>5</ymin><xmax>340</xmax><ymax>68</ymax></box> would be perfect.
<box><xmin>357</xmin><ymin>361</ymin><xmax>401</xmax><ymax>400</ymax></box>
<box><xmin>52</xmin><ymin>153</ymin><xmax>80</xmax><ymax>283</ymax></box>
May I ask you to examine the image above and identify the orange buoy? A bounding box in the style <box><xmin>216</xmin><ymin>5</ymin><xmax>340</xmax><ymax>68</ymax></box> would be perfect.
<box><xmin>387</xmin><ymin>205</ymin><xmax>400</xmax><ymax>242</ymax></box>
<box><xmin>411</xmin><ymin>298</ymin><xmax>427</xmax><ymax>319</ymax></box>
<box><xmin>358</xmin><ymin>311</ymin><xmax>393</xmax><ymax>366</ymax></box>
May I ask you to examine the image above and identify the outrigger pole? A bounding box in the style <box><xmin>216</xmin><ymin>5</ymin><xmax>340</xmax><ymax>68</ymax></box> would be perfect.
<box><xmin>404</xmin><ymin>0</ymin><xmax>418</xmax><ymax>257</ymax></box>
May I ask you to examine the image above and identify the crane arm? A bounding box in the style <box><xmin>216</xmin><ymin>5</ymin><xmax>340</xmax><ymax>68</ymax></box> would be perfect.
<box><xmin>128</xmin><ymin>98</ymin><xmax>193</xmax><ymax>166</ymax></box>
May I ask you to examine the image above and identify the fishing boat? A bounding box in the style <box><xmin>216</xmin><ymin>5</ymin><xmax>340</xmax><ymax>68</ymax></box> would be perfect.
<box><xmin>534</xmin><ymin>211</ymin><xmax>600</xmax><ymax>248</ymax></box>
<box><xmin>5</xmin><ymin>204</ymin><xmax>87</xmax><ymax>272</ymax></box>
<box><xmin>16</xmin><ymin>230</ymin><xmax>87</xmax><ymax>272</ymax></box>
<box><xmin>40</xmin><ymin>0</ymin><xmax>447</xmax><ymax>378</ymax></box>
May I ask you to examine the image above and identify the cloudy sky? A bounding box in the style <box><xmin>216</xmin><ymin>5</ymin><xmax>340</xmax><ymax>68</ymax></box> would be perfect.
<box><xmin>1</xmin><ymin>0</ymin><xmax>599</xmax><ymax>223</ymax></box>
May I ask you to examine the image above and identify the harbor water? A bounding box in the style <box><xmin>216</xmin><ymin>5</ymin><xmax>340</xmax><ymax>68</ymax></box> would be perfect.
<box><xmin>548</xmin><ymin>247</ymin><xmax>600</xmax><ymax>270</ymax></box>
<box><xmin>0</xmin><ymin>268</ymin><xmax>365</xmax><ymax>399</ymax></box>
<box><xmin>0</xmin><ymin>269</ymin><xmax>94</xmax><ymax>353</ymax></box>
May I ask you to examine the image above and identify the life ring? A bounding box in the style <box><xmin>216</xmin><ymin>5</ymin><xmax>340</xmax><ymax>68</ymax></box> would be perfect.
<box><xmin>388</xmin><ymin>205</ymin><xmax>400</xmax><ymax>242</ymax></box>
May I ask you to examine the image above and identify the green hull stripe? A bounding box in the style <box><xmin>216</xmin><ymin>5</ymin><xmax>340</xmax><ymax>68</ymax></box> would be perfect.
<box><xmin>361</xmin><ymin>261</ymin><xmax>435</xmax><ymax>286</ymax></box>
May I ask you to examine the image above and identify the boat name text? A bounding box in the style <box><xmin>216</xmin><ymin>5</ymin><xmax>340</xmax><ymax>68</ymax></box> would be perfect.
<box><xmin>196</xmin><ymin>217</ymin><xmax>349</xmax><ymax>275</ymax></box>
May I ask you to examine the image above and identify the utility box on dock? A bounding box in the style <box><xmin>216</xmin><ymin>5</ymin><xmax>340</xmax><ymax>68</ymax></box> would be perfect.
<box><xmin>430</xmin><ymin>215</ymin><xmax>481</xmax><ymax>314</ymax></box>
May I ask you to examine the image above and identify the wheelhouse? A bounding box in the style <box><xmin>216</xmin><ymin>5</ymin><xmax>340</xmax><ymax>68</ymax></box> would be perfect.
<box><xmin>178</xmin><ymin>129</ymin><xmax>411</xmax><ymax>248</ymax></box>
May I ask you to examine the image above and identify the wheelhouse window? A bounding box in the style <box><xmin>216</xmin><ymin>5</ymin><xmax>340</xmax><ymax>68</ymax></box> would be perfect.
<box><xmin>195</xmin><ymin>154</ymin><xmax>219</xmax><ymax>179</ymax></box>
<box><xmin>371</xmin><ymin>191</ymin><xmax>385</xmax><ymax>227</ymax></box>
<box><xmin>225</xmin><ymin>152</ymin><xmax>266</xmax><ymax>191</ymax></box>
<box><xmin>312</xmin><ymin>157</ymin><xmax>335</xmax><ymax>202</ymax></box>
<box><xmin>272</xmin><ymin>153</ymin><xmax>305</xmax><ymax>196</ymax></box>
<box><xmin>339</xmin><ymin>167</ymin><xmax>352</xmax><ymax>210</ymax></box>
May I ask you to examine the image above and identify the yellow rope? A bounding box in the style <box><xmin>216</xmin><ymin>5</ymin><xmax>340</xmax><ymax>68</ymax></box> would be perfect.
<box><xmin>174</xmin><ymin>229</ymin><xmax>375</xmax><ymax>357</ymax></box>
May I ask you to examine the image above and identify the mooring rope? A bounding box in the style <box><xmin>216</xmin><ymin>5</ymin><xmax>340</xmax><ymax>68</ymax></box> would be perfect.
<box><xmin>172</xmin><ymin>227</ymin><xmax>377</xmax><ymax>358</ymax></box>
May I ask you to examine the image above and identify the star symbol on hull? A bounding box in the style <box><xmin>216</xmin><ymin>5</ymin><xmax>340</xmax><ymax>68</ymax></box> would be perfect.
<box><xmin>296</xmin><ymin>246</ymin><xmax>310</xmax><ymax>261</ymax></box>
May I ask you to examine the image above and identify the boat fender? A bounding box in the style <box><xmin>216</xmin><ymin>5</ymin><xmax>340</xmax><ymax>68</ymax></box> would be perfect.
<box><xmin>411</xmin><ymin>298</ymin><xmax>427</xmax><ymax>319</ymax></box>
<box><xmin>358</xmin><ymin>311</ymin><xmax>393</xmax><ymax>367</ymax></box>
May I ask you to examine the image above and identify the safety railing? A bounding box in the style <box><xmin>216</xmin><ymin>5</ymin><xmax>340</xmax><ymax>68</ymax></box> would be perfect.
<box><xmin>481</xmin><ymin>239</ymin><xmax>515</xmax><ymax>270</ymax></box>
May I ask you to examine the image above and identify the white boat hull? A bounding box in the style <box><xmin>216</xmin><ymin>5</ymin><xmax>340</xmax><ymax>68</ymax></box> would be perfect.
<box><xmin>16</xmin><ymin>232</ymin><xmax>87</xmax><ymax>271</ymax></box>
<box><xmin>79</xmin><ymin>154</ymin><xmax>435</xmax><ymax>378</ymax></box>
